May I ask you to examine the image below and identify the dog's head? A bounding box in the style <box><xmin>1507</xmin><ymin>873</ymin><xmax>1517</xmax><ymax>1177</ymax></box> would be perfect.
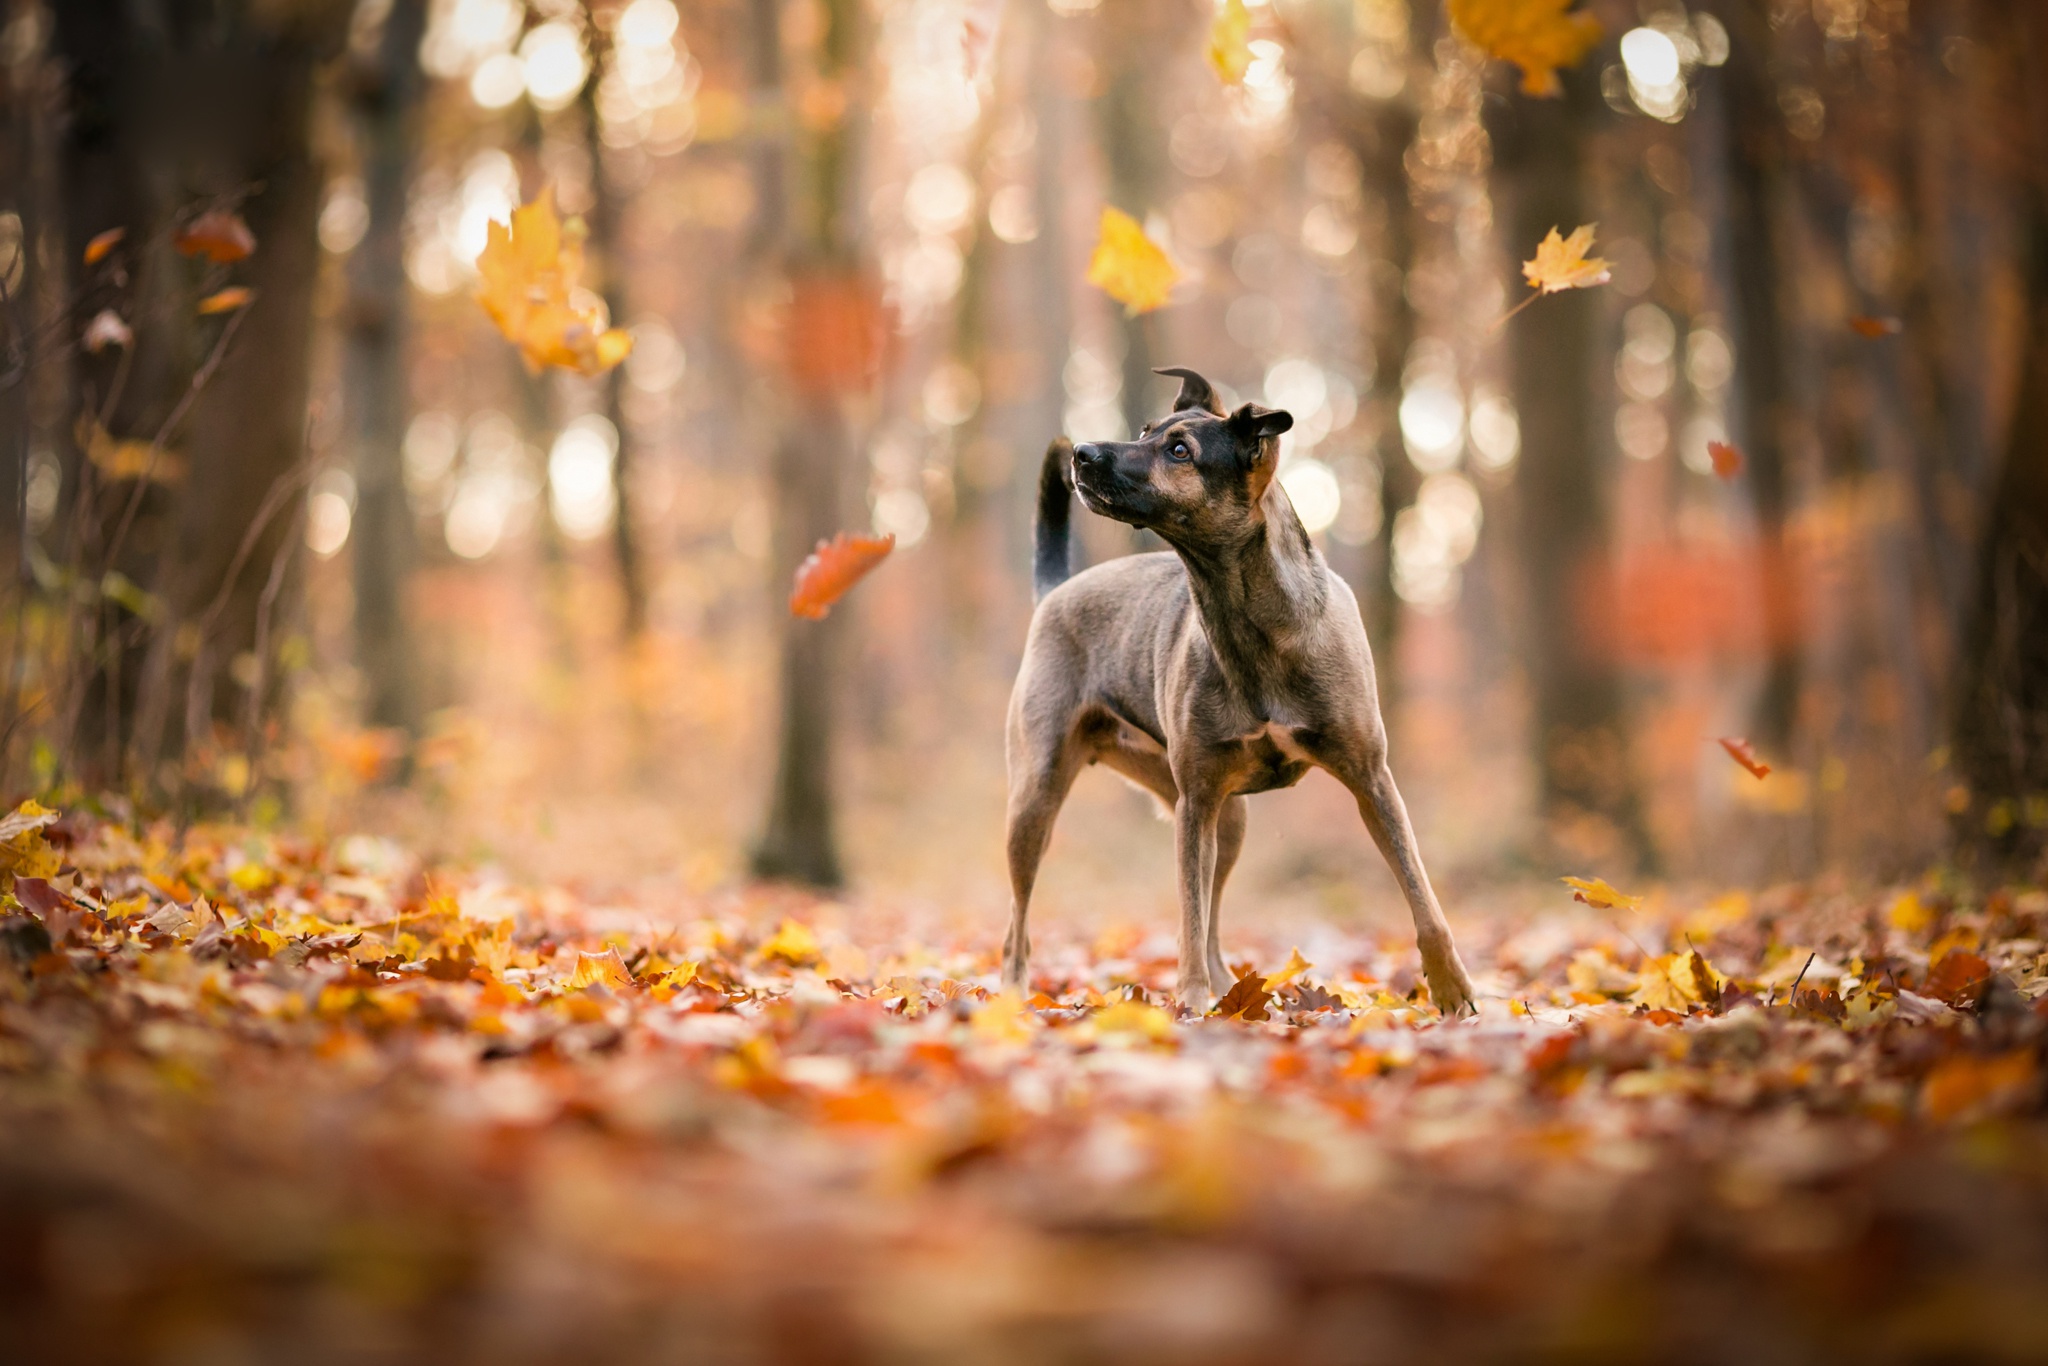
<box><xmin>1069</xmin><ymin>367</ymin><xmax>1293</xmax><ymax>545</ymax></box>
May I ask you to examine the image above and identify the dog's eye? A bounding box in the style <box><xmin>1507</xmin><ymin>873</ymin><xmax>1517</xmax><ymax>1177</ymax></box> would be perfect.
<box><xmin>1169</xmin><ymin>441</ymin><xmax>1190</xmax><ymax>461</ymax></box>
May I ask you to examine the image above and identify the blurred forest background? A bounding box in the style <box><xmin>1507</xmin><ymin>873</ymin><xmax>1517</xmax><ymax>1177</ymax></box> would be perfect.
<box><xmin>0</xmin><ymin>0</ymin><xmax>2041</xmax><ymax>933</ymax></box>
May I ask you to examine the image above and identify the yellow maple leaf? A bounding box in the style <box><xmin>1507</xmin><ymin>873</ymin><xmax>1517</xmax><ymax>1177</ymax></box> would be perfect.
<box><xmin>566</xmin><ymin>947</ymin><xmax>633</xmax><ymax>992</ymax></box>
<box><xmin>1523</xmin><ymin>224</ymin><xmax>1611</xmax><ymax>294</ymax></box>
<box><xmin>758</xmin><ymin>918</ymin><xmax>821</xmax><ymax>966</ymax></box>
<box><xmin>1628</xmin><ymin>949</ymin><xmax>1723</xmax><ymax>1012</ymax></box>
<box><xmin>1560</xmin><ymin>875</ymin><xmax>1642</xmax><ymax>911</ymax></box>
<box><xmin>1086</xmin><ymin>207</ymin><xmax>1180</xmax><ymax>316</ymax></box>
<box><xmin>475</xmin><ymin>189</ymin><xmax>633</xmax><ymax>376</ymax></box>
<box><xmin>1263</xmin><ymin>947</ymin><xmax>1312</xmax><ymax>991</ymax></box>
<box><xmin>0</xmin><ymin>799</ymin><xmax>59</xmax><ymax>889</ymax></box>
<box><xmin>1447</xmin><ymin>0</ymin><xmax>1602</xmax><ymax>98</ymax></box>
<box><xmin>1208</xmin><ymin>0</ymin><xmax>1252</xmax><ymax>84</ymax></box>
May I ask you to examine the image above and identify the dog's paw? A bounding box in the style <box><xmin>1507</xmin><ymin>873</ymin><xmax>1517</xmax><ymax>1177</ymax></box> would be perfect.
<box><xmin>1423</xmin><ymin>962</ymin><xmax>1477</xmax><ymax>1018</ymax></box>
<box><xmin>1176</xmin><ymin>973</ymin><xmax>1218</xmax><ymax>1017</ymax></box>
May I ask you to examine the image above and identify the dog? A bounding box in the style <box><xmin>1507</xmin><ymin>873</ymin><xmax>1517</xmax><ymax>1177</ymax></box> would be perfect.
<box><xmin>1000</xmin><ymin>366</ymin><xmax>1476</xmax><ymax>1015</ymax></box>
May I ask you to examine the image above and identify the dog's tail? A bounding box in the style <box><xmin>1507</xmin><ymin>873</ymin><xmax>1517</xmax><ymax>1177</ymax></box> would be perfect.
<box><xmin>1033</xmin><ymin>437</ymin><xmax>1075</xmax><ymax>601</ymax></box>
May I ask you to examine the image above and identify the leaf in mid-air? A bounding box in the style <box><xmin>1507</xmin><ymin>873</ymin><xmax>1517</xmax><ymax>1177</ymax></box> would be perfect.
<box><xmin>1522</xmin><ymin>224</ymin><xmax>1611</xmax><ymax>294</ymax></box>
<box><xmin>1849</xmin><ymin>315</ymin><xmax>1903</xmax><ymax>338</ymax></box>
<box><xmin>1717</xmin><ymin>737</ymin><xmax>1771</xmax><ymax>780</ymax></box>
<box><xmin>175</xmin><ymin>209</ymin><xmax>256</xmax><ymax>263</ymax></box>
<box><xmin>83</xmin><ymin>228</ymin><xmax>125</xmax><ymax>266</ymax></box>
<box><xmin>1708</xmin><ymin>440</ymin><xmax>1744</xmax><ymax>479</ymax></box>
<box><xmin>1262</xmin><ymin>947</ymin><xmax>1312</xmax><ymax>991</ymax></box>
<box><xmin>1208</xmin><ymin>0</ymin><xmax>1252</xmax><ymax>85</ymax></box>
<box><xmin>1448</xmin><ymin>0</ymin><xmax>1602</xmax><ymax>97</ymax></box>
<box><xmin>1086</xmin><ymin>207</ymin><xmax>1180</xmax><ymax>316</ymax></box>
<box><xmin>790</xmin><ymin>532</ymin><xmax>895</xmax><ymax>619</ymax></box>
<box><xmin>197</xmin><ymin>287</ymin><xmax>254</xmax><ymax>315</ymax></box>
<box><xmin>476</xmin><ymin>189</ymin><xmax>634</xmax><ymax>376</ymax></box>
<box><xmin>1560</xmin><ymin>875</ymin><xmax>1643</xmax><ymax>911</ymax></box>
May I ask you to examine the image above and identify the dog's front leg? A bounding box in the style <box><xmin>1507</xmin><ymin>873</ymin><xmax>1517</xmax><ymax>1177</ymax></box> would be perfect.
<box><xmin>1173</xmin><ymin>792</ymin><xmax>1222</xmax><ymax>1013</ymax></box>
<box><xmin>1342</xmin><ymin>757</ymin><xmax>1476</xmax><ymax>1017</ymax></box>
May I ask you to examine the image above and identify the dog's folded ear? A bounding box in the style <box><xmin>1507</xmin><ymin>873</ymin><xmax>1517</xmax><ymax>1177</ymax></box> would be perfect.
<box><xmin>1228</xmin><ymin>402</ymin><xmax>1293</xmax><ymax>457</ymax></box>
<box><xmin>1154</xmin><ymin>366</ymin><xmax>1223</xmax><ymax>415</ymax></box>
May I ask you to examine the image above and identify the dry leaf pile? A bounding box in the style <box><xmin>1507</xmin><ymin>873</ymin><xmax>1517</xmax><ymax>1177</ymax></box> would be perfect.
<box><xmin>5</xmin><ymin>802</ymin><xmax>2048</xmax><ymax>1363</ymax></box>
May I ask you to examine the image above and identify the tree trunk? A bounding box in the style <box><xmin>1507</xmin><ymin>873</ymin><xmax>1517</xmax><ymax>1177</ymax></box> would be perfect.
<box><xmin>343</xmin><ymin>0</ymin><xmax>426</xmax><ymax>740</ymax></box>
<box><xmin>1485</xmin><ymin>70</ymin><xmax>1656</xmax><ymax>870</ymax></box>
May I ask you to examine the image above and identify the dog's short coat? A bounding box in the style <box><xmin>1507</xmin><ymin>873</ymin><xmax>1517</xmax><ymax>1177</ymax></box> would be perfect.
<box><xmin>1001</xmin><ymin>367</ymin><xmax>1476</xmax><ymax>1015</ymax></box>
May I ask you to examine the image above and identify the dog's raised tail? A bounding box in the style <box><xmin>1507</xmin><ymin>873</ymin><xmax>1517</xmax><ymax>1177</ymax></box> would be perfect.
<box><xmin>1034</xmin><ymin>437</ymin><xmax>1075</xmax><ymax>601</ymax></box>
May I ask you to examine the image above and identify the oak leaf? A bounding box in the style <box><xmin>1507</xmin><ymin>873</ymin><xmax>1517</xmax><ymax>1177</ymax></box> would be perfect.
<box><xmin>1924</xmin><ymin>950</ymin><xmax>1991</xmax><ymax>1008</ymax></box>
<box><xmin>1448</xmin><ymin>0</ymin><xmax>1601</xmax><ymax>97</ymax></box>
<box><xmin>1717</xmin><ymin>737</ymin><xmax>1771</xmax><ymax>780</ymax></box>
<box><xmin>1212</xmin><ymin>971</ymin><xmax>1273</xmax><ymax>1021</ymax></box>
<box><xmin>789</xmin><ymin>531</ymin><xmax>894</xmax><ymax>619</ymax></box>
<box><xmin>1086</xmin><ymin>207</ymin><xmax>1179</xmax><ymax>316</ymax></box>
<box><xmin>1560</xmin><ymin>875</ymin><xmax>1642</xmax><ymax>911</ymax></box>
<box><xmin>1208</xmin><ymin>0</ymin><xmax>1252</xmax><ymax>85</ymax></box>
<box><xmin>1523</xmin><ymin>224</ymin><xmax>1611</xmax><ymax>294</ymax></box>
<box><xmin>175</xmin><ymin>209</ymin><xmax>256</xmax><ymax>263</ymax></box>
<box><xmin>1708</xmin><ymin>440</ymin><xmax>1743</xmax><ymax>479</ymax></box>
<box><xmin>475</xmin><ymin>189</ymin><xmax>633</xmax><ymax>376</ymax></box>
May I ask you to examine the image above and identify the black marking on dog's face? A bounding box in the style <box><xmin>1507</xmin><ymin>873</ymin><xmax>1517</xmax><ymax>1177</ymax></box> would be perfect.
<box><xmin>1070</xmin><ymin>368</ymin><xmax>1292</xmax><ymax>543</ymax></box>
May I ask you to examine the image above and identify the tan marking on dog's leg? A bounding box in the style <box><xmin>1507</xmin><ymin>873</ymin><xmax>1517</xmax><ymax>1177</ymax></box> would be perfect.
<box><xmin>1173</xmin><ymin>793</ymin><xmax>1222</xmax><ymax>1013</ymax></box>
<box><xmin>1207</xmin><ymin>795</ymin><xmax>1247</xmax><ymax>988</ymax></box>
<box><xmin>1345</xmin><ymin>760</ymin><xmax>1475</xmax><ymax>1016</ymax></box>
<box><xmin>1001</xmin><ymin>747</ymin><xmax>1082</xmax><ymax>994</ymax></box>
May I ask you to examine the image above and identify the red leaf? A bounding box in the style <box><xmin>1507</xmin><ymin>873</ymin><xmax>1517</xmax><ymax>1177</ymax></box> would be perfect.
<box><xmin>789</xmin><ymin>532</ymin><xmax>895</xmax><ymax>619</ymax></box>
<box><xmin>175</xmin><ymin>209</ymin><xmax>256</xmax><ymax>264</ymax></box>
<box><xmin>1848</xmin><ymin>315</ymin><xmax>1902</xmax><ymax>339</ymax></box>
<box><xmin>1707</xmin><ymin>440</ymin><xmax>1743</xmax><ymax>479</ymax></box>
<box><xmin>1717</xmin><ymin>737</ymin><xmax>1771</xmax><ymax>780</ymax></box>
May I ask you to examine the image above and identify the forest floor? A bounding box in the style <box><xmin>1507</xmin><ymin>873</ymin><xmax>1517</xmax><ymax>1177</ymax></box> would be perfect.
<box><xmin>3</xmin><ymin>800</ymin><xmax>2048</xmax><ymax>1365</ymax></box>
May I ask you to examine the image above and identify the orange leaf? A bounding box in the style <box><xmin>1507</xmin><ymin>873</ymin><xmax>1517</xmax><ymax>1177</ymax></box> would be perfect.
<box><xmin>1717</xmin><ymin>737</ymin><xmax>1771</xmax><ymax>780</ymax></box>
<box><xmin>1707</xmin><ymin>440</ymin><xmax>1743</xmax><ymax>479</ymax></box>
<box><xmin>1849</xmin><ymin>315</ymin><xmax>1902</xmax><ymax>338</ymax></box>
<box><xmin>197</xmin><ymin>286</ymin><xmax>254</xmax><ymax>315</ymax></box>
<box><xmin>83</xmin><ymin>227</ymin><xmax>126</xmax><ymax>266</ymax></box>
<box><xmin>175</xmin><ymin>209</ymin><xmax>256</xmax><ymax>263</ymax></box>
<box><xmin>1449</xmin><ymin>0</ymin><xmax>1602</xmax><ymax>98</ymax></box>
<box><xmin>1923</xmin><ymin>1050</ymin><xmax>2036</xmax><ymax>1124</ymax></box>
<box><xmin>790</xmin><ymin>532</ymin><xmax>895</xmax><ymax>619</ymax></box>
<box><xmin>1086</xmin><ymin>207</ymin><xmax>1180</xmax><ymax>316</ymax></box>
<box><xmin>1523</xmin><ymin>224</ymin><xmax>1610</xmax><ymax>294</ymax></box>
<box><xmin>1559</xmin><ymin>875</ymin><xmax>1642</xmax><ymax>911</ymax></box>
<box><xmin>1925</xmin><ymin>950</ymin><xmax>1991</xmax><ymax>1008</ymax></box>
<box><xmin>1211</xmin><ymin>970</ymin><xmax>1273</xmax><ymax>1021</ymax></box>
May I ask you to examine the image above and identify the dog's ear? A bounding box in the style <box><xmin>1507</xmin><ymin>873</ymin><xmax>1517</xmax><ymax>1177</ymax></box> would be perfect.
<box><xmin>1154</xmin><ymin>366</ymin><xmax>1222</xmax><ymax>415</ymax></box>
<box><xmin>1228</xmin><ymin>402</ymin><xmax>1293</xmax><ymax>459</ymax></box>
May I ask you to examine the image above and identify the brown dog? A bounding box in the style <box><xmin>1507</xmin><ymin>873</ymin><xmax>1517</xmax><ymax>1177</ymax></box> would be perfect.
<box><xmin>1001</xmin><ymin>367</ymin><xmax>1476</xmax><ymax>1015</ymax></box>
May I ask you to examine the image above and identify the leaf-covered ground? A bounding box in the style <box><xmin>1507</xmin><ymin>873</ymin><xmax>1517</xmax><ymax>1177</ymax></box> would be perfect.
<box><xmin>4</xmin><ymin>803</ymin><xmax>2048</xmax><ymax>1364</ymax></box>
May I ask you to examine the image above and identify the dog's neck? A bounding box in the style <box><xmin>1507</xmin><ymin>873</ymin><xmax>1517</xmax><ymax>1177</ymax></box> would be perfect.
<box><xmin>1165</xmin><ymin>487</ymin><xmax>1326</xmax><ymax>709</ymax></box>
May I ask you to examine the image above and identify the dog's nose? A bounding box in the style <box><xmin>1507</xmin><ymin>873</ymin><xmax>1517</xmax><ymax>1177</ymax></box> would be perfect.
<box><xmin>1073</xmin><ymin>442</ymin><xmax>1106</xmax><ymax>468</ymax></box>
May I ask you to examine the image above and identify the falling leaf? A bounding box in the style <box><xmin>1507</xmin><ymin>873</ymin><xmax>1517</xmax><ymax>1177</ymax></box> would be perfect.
<box><xmin>1208</xmin><ymin>0</ymin><xmax>1252</xmax><ymax>85</ymax></box>
<box><xmin>1849</xmin><ymin>315</ymin><xmax>1903</xmax><ymax>338</ymax></box>
<box><xmin>566</xmin><ymin>947</ymin><xmax>634</xmax><ymax>992</ymax></box>
<box><xmin>1718</xmin><ymin>737</ymin><xmax>1772</xmax><ymax>780</ymax></box>
<box><xmin>1086</xmin><ymin>207</ymin><xmax>1180</xmax><ymax>316</ymax></box>
<box><xmin>82</xmin><ymin>310</ymin><xmax>132</xmax><ymax>353</ymax></box>
<box><xmin>197</xmin><ymin>286</ymin><xmax>254</xmax><ymax>315</ymax></box>
<box><xmin>83</xmin><ymin>228</ymin><xmax>125</xmax><ymax>266</ymax></box>
<box><xmin>76</xmin><ymin>418</ymin><xmax>185</xmax><ymax>485</ymax></box>
<box><xmin>174</xmin><ymin>208</ymin><xmax>256</xmax><ymax>263</ymax></box>
<box><xmin>1560</xmin><ymin>875</ymin><xmax>1643</xmax><ymax>911</ymax></box>
<box><xmin>1708</xmin><ymin>440</ymin><xmax>1744</xmax><ymax>479</ymax></box>
<box><xmin>1262</xmin><ymin>947</ymin><xmax>1312</xmax><ymax>991</ymax></box>
<box><xmin>1522</xmin><ymin>224</ymin><xmax>1611</xmax><ymax>294</ymax></box>
<box><xmin>789</xmin><ymin>531</ymin><xmax>895</xmax><ymax>620</ymax></box>
<box><xmin>1212</xmin><ymin>971</ymin><xmax>1274</xmax><ymax>1021</ymax></box>
<box><xmin>758</xmin><ymin>918</ymin><xmax>822</xmax><ymax>966</ymax></box>
<box><xmin>1448</xmin><ymin>0</ymin><xmax>1602</xmax><ymax>97</ymax></box>
<box><xmin>1888</xmin><ymin>891</ymin><xmax>1934</xmax><ymax>933</ymax></box>
<box><xmin>475</xmin><ymin>189</ymin><xmax>634</xmax><ymax>376</ymax></box>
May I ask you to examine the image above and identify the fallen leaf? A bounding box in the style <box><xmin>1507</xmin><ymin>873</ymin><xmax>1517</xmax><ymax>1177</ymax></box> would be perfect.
<box><xmin>1630</xmin><ymin>949</ymin><xmax>1724</xmax><ymax>1012</ymax></box>
<box><xmin>790</xmin><ymin>531</ymin><xmax>894</xmax><ymax>620</ymax></box>
<box><xmin>1849</xmin><ymin>315</ymin><xmax>1903</xmax><ymax>338</ymax></box>
<box><xmin>1924</xmin><ymin>950</ymin><xmax>1991</xmax><ymax>1008</ymax></box>
<box><xmin>1889</xmin><ymin>890</ymin><xmax>1934</xmax><ymax>933</ymax></box>
<box><xmin>1208</xmin><ymin>0</ymin><xmax>1252</xmax><ymax>85</ymax></box>
<box><xmin>83</xmin><ymin>227</ymin><xmax>125</xmax><ymax>266</ymax></box>
<box><xmin>1263</xmin><ymin>947</ymin><xmax>1312</xmax><ymax>991</ymax></box>
<box><xmin>971</xmin><ymin>991</ymin><xmax>1034</xmax><ymax>1046</ymax></box>
<box><xmin>1086</xmin><ymin>207</ymin><xmax>1180</xmax><ymax>316</ymax></box>
<box><xmin>1523</xmin><ymin>224</ymin><xmax>1611</xmax><ymax>294</ymax></box>
<box><xmin>197</xmin><ymin>286</ymin><xmax>254</xmax><ymax>315</ymax></box>
<box><xmin>1923</xmin><ymin>1050</ymin><xmax>2035</xmax><ymax>1123</ymax></box>
<box><xmin>566</xmin><ymin>947</ymin><xmax>634</xmax><ymax>992</ymax></box>
<box><xmin>476</xmin><ymin>189</ymin><xmax>634</xmax><ymax>376</ymax></box>
<box><xmin>175</xmin><ymin>208</ymin><xmax>256</xmax><ymax>263</ymax></box>
<box><xmin>1708</xmin><ymin>440</ymin><xmax>1744</xmax><ymax>479</ymax></box>
<box><xmin>1718</xmin><ymin>737</ymin><xmax>1772</xmax><ymax>780</ymax></box>
<box><xmin>1560</xmin><ymin>875</ymin><xmax>1643</xmax><ymax>911</ymax></box>
<box><xmin>82</xmin><ymin>310</ymin><xmax>133</xmax><ymax>352</ymax></box>
<box><xmin>1448</xmin><ymin>0</ymin><xmax>1602</xmax><ymax>97</ymax></box>
<box><xmin>1093</xmin><ymin>998</ymin><xmax>1175</xmax><ymax>1042</ymax></box>
<box><xmin>1212</xmin><ymin>971</ymin><xmax>1273</xmax><ymax>1022</ymax></box>
<box><xmin>758</xmin><ymin>918</ymin><xmax>822</xmax><ymax>966</ymax></box>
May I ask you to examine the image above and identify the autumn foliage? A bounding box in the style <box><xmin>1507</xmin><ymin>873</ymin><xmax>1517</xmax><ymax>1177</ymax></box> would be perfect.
<box><xmin>475</xmin><ymin>189</ymin><xmax>632</xmax><ymax>376</ymax></box>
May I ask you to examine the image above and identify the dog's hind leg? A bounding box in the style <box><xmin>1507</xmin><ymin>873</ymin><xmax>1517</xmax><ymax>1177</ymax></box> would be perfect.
<box><xmin>1001</xmin><ymin>738</ymin><xmax>1083</xmax><ymax>994</ymax></box>
<box><xmin>1335</xmin><ymin>755</ymin><xmax>1475</xmax><ymax>1016</ymax></box>
<box><xmin>1206</xmin><ymin>796</ymin><xmax>1247</xmax><ymax>988</ymax></box>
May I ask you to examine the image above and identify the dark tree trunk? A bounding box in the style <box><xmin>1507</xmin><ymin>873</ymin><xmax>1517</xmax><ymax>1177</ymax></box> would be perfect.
<box><xmin>1485</xmin><ymin>70</ymin><xmax>1656</xmax><ymax>870</ymax></box>
<box><xmin>343</xmin><ymin>0</ymin><xmax>426</xmax><ymax>740</ymax></box>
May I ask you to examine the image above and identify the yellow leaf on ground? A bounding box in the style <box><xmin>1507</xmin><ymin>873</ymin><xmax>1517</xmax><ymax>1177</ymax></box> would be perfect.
<box><xmin>0</xmin><ymin>800</ymin><xmax>59</xmax><ymax>889</ymax></box>
<box><xmin>1523</xmin><ymin>224</ymin><xmax>1611</xmax><ymax>294</ymax></box>
<box><xmin>567</xmin><ymin>947</ymin><xmax>633</xmax><ymax>992</ymax></box>
<box><xmin>1629</xmin><ymin>949</ymin><xmax>1723</xmax><ymax>1011</ymax></box>
<box><xmin>1092</xmin><ymin>999</ymin><xmax>1175</xmax><ymax>1043</ymax></box>
<box><xmin>475</xmin><ymin>189</ymin><xmax>634</xmax><ymax>376</ymax></box>
<box><xmin>758</xmin><ymin>918</ymin><xmax>821</xmax><ymax>966</ymax></box>
<box><xmin>972</xmin><ymin>991</ymin><xmax>1035</xmax><ymax>1046</ymax></box>
<box><xmin>1208</xmin><ymin>0</ymin><xmax>1252</xmax><ymax>85</ymax></box>
<box><xmin>1086</xmin><ymin>207</ymin><xmax>1179</xmax><ymax>316</ymax></box>
<box><xmin>1560</xmin><ymin>875</ymin><xmax>1643</xmax><ymax>911</ymax></box>
<box><xmin>1448</xmin><ymin>0</ymin><xmax>1601</xmax><ymax>97</ymax></box>
<box><xmin>1263</xmin><ymin>947</ymin><xmax>1312</xmax><ymax>991</ymax></box>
